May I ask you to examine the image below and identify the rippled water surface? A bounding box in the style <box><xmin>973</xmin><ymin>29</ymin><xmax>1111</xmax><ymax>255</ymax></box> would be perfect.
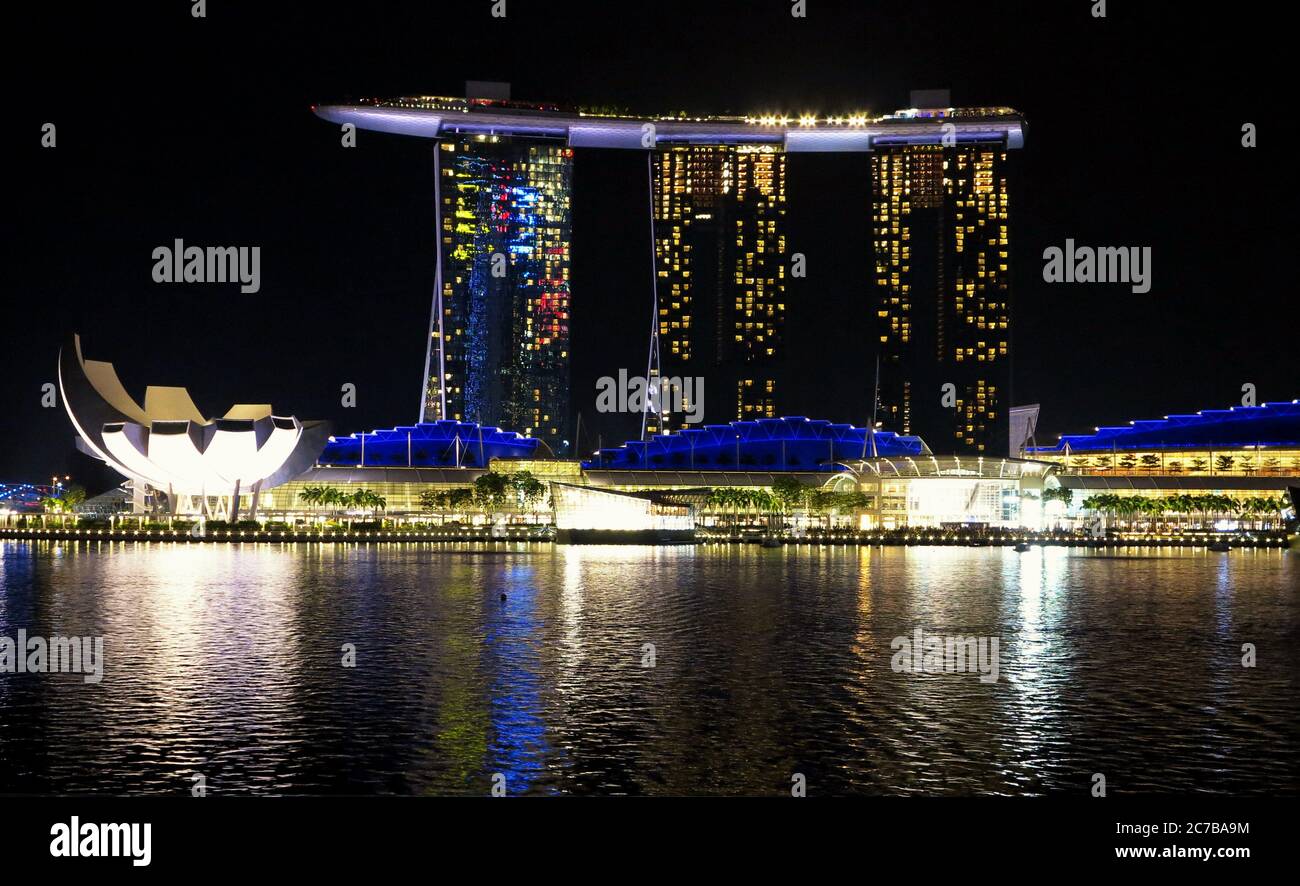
<box><xmin>1</xmin><ymin>540</ymin><xmax>1296</xmax><ymax>796</ymax></box>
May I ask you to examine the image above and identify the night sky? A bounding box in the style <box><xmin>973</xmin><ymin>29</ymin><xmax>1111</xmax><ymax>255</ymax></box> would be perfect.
<box><xmin>5</xmin><ymin>1</ymin><xmax>1293</xmax><ymax>491</ymax></box>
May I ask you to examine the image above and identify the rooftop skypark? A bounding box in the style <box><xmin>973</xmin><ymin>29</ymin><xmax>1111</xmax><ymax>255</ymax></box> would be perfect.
<box><xmin>313</xmin><ymin>94</ymin><xmax>1026</xmax><ymax>151</ymax></box>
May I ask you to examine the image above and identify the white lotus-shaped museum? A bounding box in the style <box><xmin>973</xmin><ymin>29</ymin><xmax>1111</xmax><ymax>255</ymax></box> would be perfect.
<box><xmin>59</xmin><ymin>335</ymin><xmax>330</xmax><ymax>514</ymax></box>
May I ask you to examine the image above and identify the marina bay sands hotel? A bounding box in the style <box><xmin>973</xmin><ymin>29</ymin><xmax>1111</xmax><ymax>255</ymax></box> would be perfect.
<box><xmin>314</xmin><ymin>85</ymin><xmax>1024</xmax><ymax>456</ymax></box>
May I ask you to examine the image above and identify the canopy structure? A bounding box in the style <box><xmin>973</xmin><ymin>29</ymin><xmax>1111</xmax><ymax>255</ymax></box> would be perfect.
<box><xmin>836</xmin><ymin>454</ymin><xmax>1051</xmax><ymax>481</ymax></box>
<box><xmin>59</xmin><ymin>334</ymin><xmax>331</xmax><ymax>516</ymax></box>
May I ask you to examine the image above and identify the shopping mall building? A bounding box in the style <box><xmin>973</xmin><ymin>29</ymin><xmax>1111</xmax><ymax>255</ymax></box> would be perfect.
<box><xmin>1025</xmin><ymin>401</ymin><xmax>1300</xmax><ymax>511</ymax></box>
<box><xmin>47</xmin><ymin>336</ymin><xmax>1298</xmax><ymax>535</ymax></box>
<box><xmin>271</xmin><ymin>416</ymin><xmax>1052</xmax><ymax>532</ymax></box>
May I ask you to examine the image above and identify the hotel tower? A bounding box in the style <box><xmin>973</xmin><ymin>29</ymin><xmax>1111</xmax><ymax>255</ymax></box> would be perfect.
<box><xmin>420</xmin><ymin>128</ymin><xmax>573</xmax><ymax>454</ymax></box>
<box><xmin>871</xmin><ymin>93</ymin><xmax>1013</xmax><ymax>454</ymax></box>
<box><xmin>649</xmin><ymin>144</ymin><xmax>787</xmax><ymax>431</ymax></box>
<box><xmin>315</xmin><ymin>87</ymin><xmax>1022</xmax><ymax>452</ymax></box>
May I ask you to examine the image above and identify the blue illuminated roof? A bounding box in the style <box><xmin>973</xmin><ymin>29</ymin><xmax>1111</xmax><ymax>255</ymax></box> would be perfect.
<box><xmin>1026</xmin><ymin>401</ymin><xmax>1300</xmax><ymax>453</ymax></box>
<box><xmin>0</xmin><ymin>483</ymin><xmax>57</xmax><ymax>512</ymax></box>
<box><xmin>583</xmin><ymin>417</ymin><xmax>929</xmax><ymax>471</ymax></box>
<box><xmin>318</xmin><ymin>421</ymin><xmax>545</xmax><ymax>468</ymax></box>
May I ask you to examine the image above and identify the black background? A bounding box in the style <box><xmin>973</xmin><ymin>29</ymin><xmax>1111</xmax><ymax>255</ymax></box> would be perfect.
<box><xmin>3</xmin><ymin>795</ymin><xmax>1284</xmax><ymax>872</ymax></box>
<box><xmin>4</xmin><ymin>0</ymin><xmax>1294</xmax><ymax>490</ymax></box>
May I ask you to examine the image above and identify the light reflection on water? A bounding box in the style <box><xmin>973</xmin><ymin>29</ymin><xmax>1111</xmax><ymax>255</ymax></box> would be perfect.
<box><xmin>0</xmin><ymin>540</ymin><xmax>1296</xmax><ymax>796</ymax></box>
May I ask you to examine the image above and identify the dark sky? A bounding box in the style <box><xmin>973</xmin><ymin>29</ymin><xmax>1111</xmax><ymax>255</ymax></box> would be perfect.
<box><xmin>4</xmin><ymin>0</ymin><xmax>1294</xmax><ymax>489</ymax></box>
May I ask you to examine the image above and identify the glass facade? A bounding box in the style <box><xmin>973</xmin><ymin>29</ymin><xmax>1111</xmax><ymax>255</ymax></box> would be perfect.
<box><xmin>424</xmin><ymin>136</ymin><xmax>573</xmax><ymax>453</ymax></box>
<box><xmin>552</xmin><ymin>483</ymin><xmax>693</xmax><ymax>533</ymax></box>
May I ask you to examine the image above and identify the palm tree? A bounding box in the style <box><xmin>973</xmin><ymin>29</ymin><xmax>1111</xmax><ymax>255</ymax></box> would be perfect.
<box><xmin>748</xmin><ymin>489</ymin><xmax>775</xmax><ymax>522</ymax></box>
<box><xmin>335</xmin><ymin>488</ymin><xmax>382</xmax><ymax>527</ymax></box>
<box><xmin>1242</xmin><ymin>495</ymin><xmax>1286</xmax><ymax>529</ymax></box>
<box><xmin>1240</xmin><ymin>496</ymin><xmax>1263</xmax><ymax>529</ymax></box>
<box><xmin>1195</xmin><ymin>494</ymin><xmax>1233</xmax><ymax>526</ymax></box>
<box><xmin>1163</xmin><ymin>494</ymin><xmax>1185</xmax><ymax>529</ymax></box>
<box><xmin>298</xmin><ymin>486</ymin><xmax>324</xmax><ymax>511</ymax></box>
<box><xmin>1042</xmin><ymin>487</ymin><xmax>1072</xmax><ymax>507</ymax></box>
<box><xmin>347</xmin><ymin>490</ymin><xmax>368</xmax><ymax>518</ymax></box>
<box><xmin>1275</xmin><ymin>495</ymin><xmax>1294</xmax><ymax>527</ymax></box>
<box><xmin>707</xmin><ymin>485</ymin><xmax>728</xmax><ymax>527</ymax></box>
<box><xmin>1082</xmin><ymin>493</ymin><xmax>1117</xmax><ymax>516</ymax></box>
<box><xmin>321</xmin><ymin>487</ymin><xmax>347</xmax><ymax>518</ymax></box>
<box><xmin>1113</xmin><ymin>495</ymin><xmax>1141</xmax><ymax>529</ymax></box>
<box><xmin>1126</xmin><ymin>495</ymin><xmax>1157</xmax><ymax>530</ymax></box>
<box><xmin>706</xmin><ymin>487</ymin><xmax>750</xmax><ymax>533</ymax></box>
<box><xmin>704</xmin><ymin>488</ymin><xmax>727</xmax><ymax>530</ymax></box>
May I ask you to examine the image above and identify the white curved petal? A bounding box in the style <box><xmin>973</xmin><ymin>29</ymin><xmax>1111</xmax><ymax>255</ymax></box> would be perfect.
<box><xmin>102</xmin><ymin>424</ymin><xmax>180</xmax><ymax>491</ymax></box>
<box><xmin>147</xmin><ymin>423</ymin><xmax>226</xmax><ymax>493</ymax></box>
<box><xmin>246</xmin><ymin>421</ymin><xmax>303</xmax><ymax>484</ymax></box>
<box><xmin>205</xmin><ymin>426</ymin><xmax>263</xmax><ymax>486</ymax></box>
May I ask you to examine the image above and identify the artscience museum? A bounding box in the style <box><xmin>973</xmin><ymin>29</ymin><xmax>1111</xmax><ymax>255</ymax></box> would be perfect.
<box><xmin>59</xmin><ymin>335</ymin><xmax>331</xmax><ymax>520</ymax></box>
